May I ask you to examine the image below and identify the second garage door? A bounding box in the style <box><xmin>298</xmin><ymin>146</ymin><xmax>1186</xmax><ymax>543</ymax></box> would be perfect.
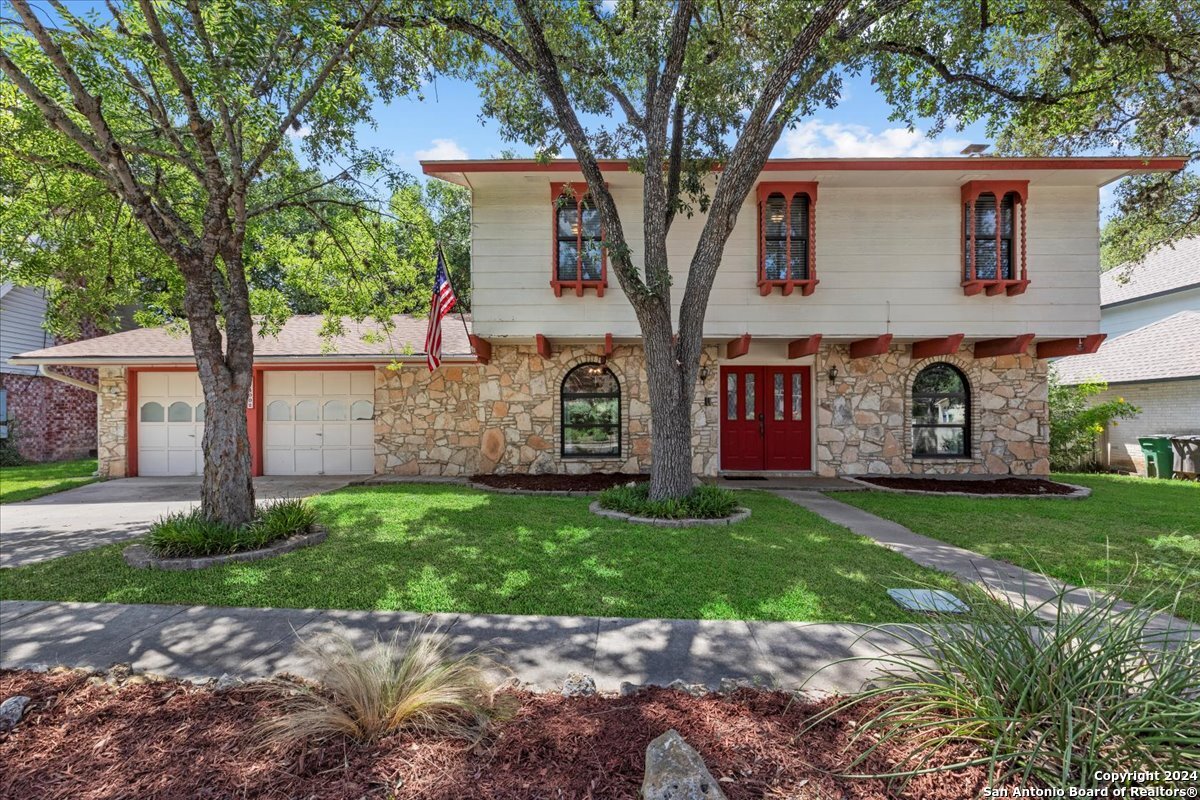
<box><xmin>263</xmin><ymin>371</ymin><xmax>375</xmax><ymax>475</ymax></box>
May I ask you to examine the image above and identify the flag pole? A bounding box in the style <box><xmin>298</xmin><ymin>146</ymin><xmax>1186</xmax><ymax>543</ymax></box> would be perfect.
<box><xmin>437</xmin><ymin>241</ymin><xmax>473</xmax><ymax>352</ymax></box>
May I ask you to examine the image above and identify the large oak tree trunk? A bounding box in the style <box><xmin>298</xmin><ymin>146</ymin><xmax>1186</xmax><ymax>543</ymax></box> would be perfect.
<box><xmin>196</xmin><ymin>363</ymin><xmax>256</xmax><ymax>525</ymax></box>
<box><xmin>641</xmin><ymin>311</ymin><xmax>697</xmax><ymax>501</ymax></box>
<box><xmin>182</xmin><ymin>251</ymin><xmax>257</xmax><ymax>527</ymax></box>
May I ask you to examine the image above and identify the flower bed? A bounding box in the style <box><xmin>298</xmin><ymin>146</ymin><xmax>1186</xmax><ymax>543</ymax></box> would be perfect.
<box><xmin>0</xmin><ymin>669</ymin><xmax>1022</xmax><ymax>800</ymax></box>
<box><xmin>141</xmin><ymin>498</ymin><xmax>319</xmax><ymax>559</ymax></box>
<box><xmin>849</xmin><ymin>476</ymin><xmax>1087</xmax><ymax>498</ymax></box>
<box><xmin>470</xmin><ymin>472</ymin><xmax>649</xmax><ymax>493</ymax></box>
<box><xmin>593</xmin><ymin>483</ymin><xmax>748</xmax><ymax>526</ymax></box>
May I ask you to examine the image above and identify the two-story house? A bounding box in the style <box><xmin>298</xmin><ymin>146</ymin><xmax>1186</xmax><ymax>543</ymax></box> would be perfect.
<box><xmin>1053</xmin><ymin>236</ymin><xmax>1199</xmax><ymax>474</ymax></box>
<box><xmin>10</xmin><ymin>156</ymin><xmax>1184</xmax><ymax>479</ymax></box>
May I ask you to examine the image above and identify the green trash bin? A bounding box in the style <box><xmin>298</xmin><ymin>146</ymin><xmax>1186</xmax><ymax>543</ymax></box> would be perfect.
<box><xmin>1139</xmin><ymin>436</ymin><xmax>1175</xmax><ymax>479</ymax></box>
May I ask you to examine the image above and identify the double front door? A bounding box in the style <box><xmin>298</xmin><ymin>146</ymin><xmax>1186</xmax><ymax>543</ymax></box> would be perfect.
<box><xmin>720</xmin><ymin>365</ymin><xmax>812</xmax><ymax>471</ymax></box>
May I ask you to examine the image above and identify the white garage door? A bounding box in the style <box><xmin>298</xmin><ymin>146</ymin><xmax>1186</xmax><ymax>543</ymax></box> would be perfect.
<box><xmin>263</xmin><ymin>371</ymin><xmax>374</xmax><ymax>475</ymax></box>
<box><xmin>138</xmin><ymin>372</ymin><xmax>204</xmax><ymax>476</ymax></box>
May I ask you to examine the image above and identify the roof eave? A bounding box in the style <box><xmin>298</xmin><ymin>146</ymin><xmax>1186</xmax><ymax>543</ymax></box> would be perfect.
<box><xmin>7</xmin><ymin>354</ymin><xmax>478</xmax><ymax>367</ymax></box>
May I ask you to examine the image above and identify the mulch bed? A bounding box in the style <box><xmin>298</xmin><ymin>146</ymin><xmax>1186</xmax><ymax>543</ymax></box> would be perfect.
<box><xmin>471</xmin><ymin>472</ymin><xmax>649</xmax><ymax>492</ymax></box>
<box><xmin>857</xmin><ymin>476</ymin><xmax>1078</xmax><ymax>496</ymax></box>
<box><xmin>0</xmin><ymin>670</ymin><xmax>1018</xmax><ymax>800</ymax></box>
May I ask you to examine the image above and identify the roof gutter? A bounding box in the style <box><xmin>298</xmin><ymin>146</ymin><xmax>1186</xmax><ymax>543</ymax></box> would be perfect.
<box><xmin>11</xmin><ymin>354</ymin><xmax>478</xmax><ymax>367</ymax></box>
<box><xmin>38</xmin><ymin>364</ymin><xmax>99</xmax><ymax>394</ymax></box>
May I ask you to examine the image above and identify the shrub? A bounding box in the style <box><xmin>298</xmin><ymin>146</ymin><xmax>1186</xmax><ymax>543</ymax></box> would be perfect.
<box><xmin>807</xmin><ymin>581</ymin><xmax>1200</xmax><ymax>790</ymax></box>
<box><xmin>146</xmin><ymin>497</ymin><xmax>316</xmax><ymax>557</ymax></box>
<box><xmin>0</xmin><ymin>419</ymin><xmax>26</xmax><ymax>467</ymax></box>
<box><xmin>1049</xmin><ymin>374</ymin><xmax>1140</xmax><ymax>471</ymax></box>
<box><xmin>598</xmin><ymin>483</ymin><xmax>739</xmax><ymax>519</ymax></box>
<box><xmin>256</xmin><ymin>626</ymin><xmax>502</xmax><ymax>745</ymax></box>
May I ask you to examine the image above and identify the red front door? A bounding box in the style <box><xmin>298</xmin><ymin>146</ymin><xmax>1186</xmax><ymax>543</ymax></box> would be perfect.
<box><xmin>720</xmin><ymin>365</ymin><xmax>811</xmax><ymax>471</ymax></box>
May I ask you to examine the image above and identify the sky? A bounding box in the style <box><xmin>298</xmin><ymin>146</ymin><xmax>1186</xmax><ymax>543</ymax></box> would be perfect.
<box><xmin>375</xmin><ymin>71</ymin><xmax>990</xmax><ymax>172</ymax></box>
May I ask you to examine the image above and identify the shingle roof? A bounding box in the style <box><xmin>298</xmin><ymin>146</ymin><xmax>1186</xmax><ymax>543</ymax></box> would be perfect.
<box><xmin>1053</xmin><ymin>310</ymin><xmax>1200</xmax><ymax>385</ymax></box>
<box><xmin>9</xmin><ymin>314</ymin><xmax>474</xmax><ymax>364</ymax></box>
<box><xmin>1100</xmin><ymin>237</ymin><xmax>1200</xmax><ymax>307</ymax></box>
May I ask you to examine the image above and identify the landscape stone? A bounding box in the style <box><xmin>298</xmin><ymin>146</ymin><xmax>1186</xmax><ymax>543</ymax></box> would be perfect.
<box><xmin>0</xmin><ymin>696</ymin><xmax>30</xmax><ymax>732</ymax></box>
<box><xmin>641</xmin><ymin>729</ymin><xmax>728</xmax><ymax>800</ymax></box>
<box><xmin>562</xmin><ymin>671</ymin><xmax>597</xmax><ymax>697</ymax></box>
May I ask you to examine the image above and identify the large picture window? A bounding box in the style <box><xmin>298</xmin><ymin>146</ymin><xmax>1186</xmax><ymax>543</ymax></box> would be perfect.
<box><xmin>911</xmin><ymin>363</ymin><xmax>970</xmax><ymax>458</ymax></box>
<box><xmin>561</xmin><ymin>364</ymin><xmax>620</xmax><ymax>458</ymax></box>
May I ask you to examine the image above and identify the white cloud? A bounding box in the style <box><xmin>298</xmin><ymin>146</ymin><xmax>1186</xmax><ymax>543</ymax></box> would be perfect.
<box><xmin>286</xmin><ymin>124</ymin><xmax>311</xmax><ymax>139</ymax></box>
<box><xmin>778</xmin><ymin>120</ymin><xmax>972</xmax><ymax>158</ymax></box>
<box><xmin>414</xmin><ymin>138</ymin><xmax>468</xmax><ymax>160</ymax></box>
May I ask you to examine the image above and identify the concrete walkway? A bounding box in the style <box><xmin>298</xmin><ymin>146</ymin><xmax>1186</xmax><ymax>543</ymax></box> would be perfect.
<box><xmin>0</xmin><ymin>600</ymin><xmax>918</xmax><ymax>694</ymax></box>
<box><xmin>780</xmin><ymin>491</ymin><xmax>1196</xmax><ymax>635</ymax></box>
<box><xmin>0</xmin><ymin>476</ymin><xmax>351</xmax><ymax>568</ymax></box>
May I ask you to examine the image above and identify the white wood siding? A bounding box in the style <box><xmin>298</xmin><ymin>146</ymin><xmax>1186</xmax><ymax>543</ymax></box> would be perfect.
<box><xmin>1101</xmin><ymin>287</ymin><xmax>1200</xmax><ymax>338</ymax></box>
<box><xmin>0</xmin><ymin>286</ymin><xmax>50</xmax><ymax>375</ymax></box>
<box><xmin>468</xmin><ymin>175</ymin><xmax>1104</xmax><ymax>340</ymax></box>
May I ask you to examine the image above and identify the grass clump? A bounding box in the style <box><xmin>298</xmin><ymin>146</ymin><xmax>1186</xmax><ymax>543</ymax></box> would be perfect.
<box><xmin>146</xmin><ymin>497</ymin><xmax>317</xmax><ymax>558</ymax></box>
<box><xmin>257</xmin><ymin>627</ymin><xmax>503</xmax><ymax>745</ymax></box>
<box><xmin>808</xmin><ymin>580</ymin><xmax>1200</xmax><ymax>791</ymax></box>
<box><xmin>598</xmin><ymin>482</ymin><xmax>739</xmax><ymax>519</ymax></box>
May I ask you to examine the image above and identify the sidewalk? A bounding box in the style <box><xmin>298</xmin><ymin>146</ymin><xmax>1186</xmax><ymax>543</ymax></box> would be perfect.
<box><xmin>0</xmin><ymin>600</ymin><xmax>914</xmax><ymax>694</ymax></box>
<box><xmin>779</xmin><ymin>491</ymin><xmax>1197</xmax><ymax>636</ymax></box>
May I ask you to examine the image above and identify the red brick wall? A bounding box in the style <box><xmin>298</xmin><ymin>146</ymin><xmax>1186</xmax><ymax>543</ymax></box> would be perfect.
<box><xmin>0</xmin><ymin>368</ymin><xmax>97</xmax><ymax>462</ymax></box>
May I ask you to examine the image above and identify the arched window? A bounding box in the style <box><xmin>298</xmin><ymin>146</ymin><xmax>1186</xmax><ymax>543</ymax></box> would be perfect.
<box><xmin>561</xmin><ymin>364</ymin><xmax>620</xmax><ymax>458</ymax></box>
<box><xmin>140</xmin><ymin>402</ymin><xmax>164</xmax><ymax>423</ymax></box>
<box><xmin>912</xmin><ymin>363</ymin><xmax>969</xmax><ymax>458</ymax></box>
<box><xmin>756</xmin><ymin>182</ymin><xmax>818</xmax><ymax>295</ymax></box>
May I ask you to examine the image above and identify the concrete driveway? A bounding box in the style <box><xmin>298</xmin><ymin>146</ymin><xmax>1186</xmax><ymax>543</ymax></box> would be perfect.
<box><xmin>0</xmin><ymin>476</ymin><xmax>352</xmax><ymax>569</ymax></box>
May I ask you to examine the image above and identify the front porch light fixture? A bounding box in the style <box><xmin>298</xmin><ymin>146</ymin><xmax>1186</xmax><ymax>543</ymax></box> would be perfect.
<box><xmin>827</xmin><ymin>366</ymin><xmax>838</xmax><ymax>382</ymax></box>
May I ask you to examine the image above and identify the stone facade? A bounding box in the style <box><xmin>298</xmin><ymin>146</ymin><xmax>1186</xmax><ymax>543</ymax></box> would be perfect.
<box><xmin>97</xmin><ymin>367</ymin><xmax>128</xmax><ymax>477</ymax></box>
<box><xmin>814</xmin><ymin>343</ymin><xmax>1050</xmax><ymax>477</ymax></box>
<box><xmin>374</xmin><ymin>343</ymin><xmax>720</xmax><ymax>477</ymax></box>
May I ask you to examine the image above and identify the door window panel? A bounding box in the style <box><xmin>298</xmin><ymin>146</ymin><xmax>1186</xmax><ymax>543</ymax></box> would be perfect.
<box><xmin>726</xmin><ymin>373</ymin><xmax>737</xmax><ymax>420</ymax></box>
<box><xmin>773</xmin><ymin>372</ymin><xmax>784</xmax><ymax>421</ymax></box>
<box><xmin>140</xmin><ymin>402</ymin><xmax>164</xmax><ymax>423</ymax></box>
<box><xmin>744</xmin><ymin>373</ymin><xmax>756</xmax><ymax>420</ymax></box>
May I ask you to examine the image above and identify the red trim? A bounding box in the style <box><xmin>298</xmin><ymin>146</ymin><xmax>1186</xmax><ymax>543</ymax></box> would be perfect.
<box><xmin>849</xmin><ymin>334</ymin><xmax>893</xmax><ymax>359</ymax></box>
<box><xmin>756</xmin><ymin>182</ymin><xmax>819</xmax><ymax>296</ymax></box>
<box><xmin>787</xmin><ymin>335</ymin><xmax>822</xmax><ymax>359</ymax></box>
<box><xmin>249</xmin><ymin>368</ymin><xmax>264</xmax><ymax>476</ymax></box>
<box><xmin>1036</xmin><ymin>334</ymin><xmax>1106</xmax><ymax>359</ymax></box>
<box><xmin>962</xmin><ymin>181</ymin><xmax>1030</xmax><ymax>296</ymax></box>
<box><xmin>127</xmin><ymin>367</ymin><xmax>139</xmax><ymax>477</ymax></box>
<box><xmin>253</xmin><ymin>363</ymin><xmax>376</xmax><ymax>371</ymax></box>
<box><xmin>469</xmin><ymin>335</ymin><xmax>492</xmax><ymax>365</ymax></box>
<box><xmin>550</xmin><ymin>182</ymin><xmax>607</xmax><ymax>297</ymax></box>
<box><xmin>603</xmin><ymin>333</ymin><xmax>614</xmax><ymax>360</ymax></box>
<box><xmin>912</xmin><ymin>334</ymin><xmax>965</xmax><ymax>360</ymax></box>
<box><xmin>536</xmin><ymin>334</ymin><xmax>552</xmax><ymax>360</ymax></box>
<box><xmin>423</xmin><ymin>156</ymin><xmax>1187</xmax><ymax>175</ymax></box>
<box><xmin>974</xmin><ymin>334</ymin><xmax>1036</xmax><ymax>358</ymax></box>
<box><xmin>726</xmin><ymin>334</ymin><xmax>752</xmax><ymax>360</ymax></box>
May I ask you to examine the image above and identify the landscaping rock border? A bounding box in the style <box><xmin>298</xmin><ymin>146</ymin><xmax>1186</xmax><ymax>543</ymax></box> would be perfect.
<box><xmin>589</xmin><ymin>501</ymin><xmax>751</xmax><ymax>527</ymax></box>
<box><xmin>122</xmin><ymin>525</ymin><xmax>327</xmax><ymax>571</ymax></box>
<box><xmin>842</xmin><ymin>476</ymin><xmax>1091</xmax><ymax>500</ymax></box>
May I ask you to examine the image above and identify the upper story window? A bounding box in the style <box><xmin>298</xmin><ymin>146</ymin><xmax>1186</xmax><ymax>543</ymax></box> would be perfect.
<box><xmin>961</xmin><ymin>180</ymin><xmax>1029</xmax><ymax>296</ymax></box>
<box><xmin>757</xmin><ymin>182</ymin><xmax>818</xmax><ymax>296</ymax></box>
<box><xmin>552</xmin><ymin>182</ymin><xmax>607</xmax><ymax>297</ymax></box>
<box><xmin>911</xmin><ymin>363</ymin><xmax>970</xmax><ymax>458</ymax></box>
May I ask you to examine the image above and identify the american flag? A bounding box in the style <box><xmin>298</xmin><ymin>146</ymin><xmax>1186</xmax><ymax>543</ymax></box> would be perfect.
<box><xmin>424</xmin><ymin>248</ymin><xmax>459</xmax><ymax>371</ymax></box>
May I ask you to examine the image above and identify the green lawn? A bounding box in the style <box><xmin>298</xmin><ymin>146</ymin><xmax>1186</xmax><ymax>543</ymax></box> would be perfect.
<box><xmin>837</xmin><ymin>474</ymin><xmax>1200</xmax><ymax>622</ymax></box>
<box><xmin>0</xmin><ymin>484</ymin><xmax>976</xmax><ymax>623</ymax></box>
<box><xmin>0</xmin><ymin>458</ymin><xmax>98</xmax><ymax>504</ymax></box>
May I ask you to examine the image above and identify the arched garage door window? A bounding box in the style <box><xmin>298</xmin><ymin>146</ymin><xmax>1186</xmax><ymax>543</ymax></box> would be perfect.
<box><xmin>912</xmin><ymin>363</ymin><xmax>970</xmax><ymax>458</ymax></box>
<box><xmin>561</xmin><ymin>364</ymin><xmax>620</xmax><ymax>458</ymax></box>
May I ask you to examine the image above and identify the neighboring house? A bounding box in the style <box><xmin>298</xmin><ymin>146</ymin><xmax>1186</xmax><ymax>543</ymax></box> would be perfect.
<box><xmin>10</xmin><ymin>155</ymin><xmax>1184</xmax><ymax>479</ymax></box>
<box><xmin>1053</xmin><ymin>238</ymin><xmax>1200</xmax><ymax>474</ymax></box>
<box><xmin>0</xmin><ymin>283</ymin><xmax>98</xmax><ymax>462</ymax></box>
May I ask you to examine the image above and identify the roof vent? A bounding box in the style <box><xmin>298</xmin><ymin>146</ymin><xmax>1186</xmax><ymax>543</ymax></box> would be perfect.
<box><xmin>960</xmin><ymin>144</ymin><xmax>990</xmax><ymax>157</ymax></box>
